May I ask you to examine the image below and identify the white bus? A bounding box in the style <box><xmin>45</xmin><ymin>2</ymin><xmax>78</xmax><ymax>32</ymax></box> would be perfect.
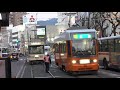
<box><xmin>0</xmin><ymin>47</ymin><xmax>9</xmax><ymax>58</ymax></box>
<box><xmin>98</xmin><ymin>35</ymin><xmax>120</xmax><ymax>70</ymax></box>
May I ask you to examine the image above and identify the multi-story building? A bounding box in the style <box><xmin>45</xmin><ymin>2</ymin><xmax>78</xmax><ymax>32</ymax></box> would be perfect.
<box><xmin>46</xmin><ymin>25</ymin><xmax>69</xmax><ymax>44</ymax></box>
<box><xmin>56</xmin><ymin>12</ymin><xmax>77</xmax><ymax>27</ymax></box>
<box><xmin>9</xmin><ymin>12</ymin><xmax>27</xmax><ymax>26</ymax></box>
<box><xmin>12</xmin><ymin>25</ymin><xmax>25</xmax><ymax>53</ymax></box>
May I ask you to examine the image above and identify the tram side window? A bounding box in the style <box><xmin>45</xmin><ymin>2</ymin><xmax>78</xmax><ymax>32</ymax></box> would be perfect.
<box><xmin>61</xmin><ymin>43</ymin><xmax>66</xmax><ymax>53</ymax></box>
<box><xmin>67</xmin><ymin>41</ymin><xmax>71</xmax><ymax>56</ymax></box>
<box><xmin>55</xmin><ymin>44</ymin><xmax>59</xmax><ymax>53</ymax></box>
<box><xmin>99</xmin><ymin>44</ymin><xmax>102</xmax><ymax>52</ymax></box>
<box><xmin>115</xmin><ymin>39</ymin><xmax>120</xmax><ymax>52</ymax></box>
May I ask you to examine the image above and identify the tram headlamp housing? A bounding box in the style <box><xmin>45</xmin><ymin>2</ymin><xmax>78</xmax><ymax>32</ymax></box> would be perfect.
<box><xmin>72</xmin><ymin>60</ymin><xmax>76</xmax><ymax>64</ymax></box>
<box><xmin>93</xmin><ymin>59</ymin><xmax>97</xmax><ymax>63</ymax></box>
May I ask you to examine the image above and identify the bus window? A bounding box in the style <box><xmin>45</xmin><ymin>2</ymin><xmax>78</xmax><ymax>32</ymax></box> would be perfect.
<box><xmin>2</xmin><ymin>48</ymin><xmax>9</xmax><ymax>53</ymax></box>
<box><xmin>29</xmin><ymin>45</ymin><xmax>44</xmax><ymax>54</ymax></box>
<box><xmin>115</xmin><ymin>39</ymin><xmax>120</xmax><ymax>52</ymax></box>
<box><xmin>108</xmin><ymin>39</ymin><xmax>115</xmax><ymax>52</ymax></box>
<box><xmin>100</xmin><ymin>40</ymin><xmax>109</xmax><ymax>52</ymax></box>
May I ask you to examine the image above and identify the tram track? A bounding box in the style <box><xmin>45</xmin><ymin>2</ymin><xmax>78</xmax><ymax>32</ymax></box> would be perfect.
<box><xmin>30</xmin><ymin>62</ymin><xmax>56</xmax><ymax>78</ymax></box>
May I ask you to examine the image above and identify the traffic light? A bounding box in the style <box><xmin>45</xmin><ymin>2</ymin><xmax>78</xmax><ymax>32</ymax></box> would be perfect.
<box><xmin>16</xmin><ymin>40</ymin><xmax>20</xmax><ymax>43</ymax></box>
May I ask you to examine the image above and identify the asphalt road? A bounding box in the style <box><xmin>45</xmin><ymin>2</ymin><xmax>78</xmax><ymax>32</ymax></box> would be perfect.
<box><xmin>11</xmin><ymin>56</ymin><xmax>26</xmax><ymax>78</ymax></box>
<box><xmin>16</xmin><ymin>55</ymin><xmax>120</xmax><ymax>78</ymax></box>
<box><xmin>18</xmin><ymin>61</ymin><xmax>120</xmax><ymax>78</ymax></box>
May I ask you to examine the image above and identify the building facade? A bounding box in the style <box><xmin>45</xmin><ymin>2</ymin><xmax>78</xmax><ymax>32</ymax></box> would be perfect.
<box><xmin>9</xmin><ymin>12</ymin><xmax>27</xmax><ymax>26</ymax></box>
<box><xmin>12</xmin><ymin>25</ymin><xmax>25</xmax><ymax>53</ymax></box>
<box><xmin>56</xmin><ymin>12</ymin><xmax>77</xmax><ymax>27</ymax></box>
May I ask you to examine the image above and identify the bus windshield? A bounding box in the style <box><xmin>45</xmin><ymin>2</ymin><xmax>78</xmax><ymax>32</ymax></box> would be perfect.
<box><xmin>2</xmin><ymin>48</ymin><xmax>9</xmax><ymax>53</ymax></box>
<box><xmin>72</xmin><ymin>39</ymin><xmax>96</xmax><ymax>57</ymax></box>
<box><xmin>29</xmin><ymin>45</ymin><xmax>44</xmax><ymax>54</ymax></box>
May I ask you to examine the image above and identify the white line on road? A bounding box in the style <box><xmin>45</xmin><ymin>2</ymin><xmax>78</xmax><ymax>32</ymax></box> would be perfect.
<box><xmin>48</xmin><ymin>71</ymin><xmax>55</xmax><ymax>78</ymax></box>
<box><xmin>31</xmin><ymin>66</ymin><xmax>34</xmax><ymax>78</ymax></box>
<box><xmin>16</xmin><ymin>61</ymin><xmax>26</xmax><ymax>78</ymax></box>
<box><xmin>20</xmin><ymin>65</ymin><xmax>26</xmax><ymax>78</ymax></box>
<box><xmin>98</xmin><ymin>70</ymin><xmax>120</xmax><ymax>77</ymax></box>
<box><xmin>34</xmin><ymin>76</ymin><xmax>61</xmax><ymax>78</ymax></box>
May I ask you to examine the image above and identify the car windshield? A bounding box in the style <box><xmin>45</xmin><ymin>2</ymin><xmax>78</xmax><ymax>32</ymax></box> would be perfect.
<box><xmin>72</xmin><ymin>39</ymin><xmax>96</xmax><ymax>57</ymax></box>
<box><xmin>29</xmin><ymin>45</ymin><xmax>44</xmax><ymax>54</ymax></box>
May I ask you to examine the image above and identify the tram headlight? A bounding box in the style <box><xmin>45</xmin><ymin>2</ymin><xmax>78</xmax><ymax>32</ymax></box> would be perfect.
<box><xmin>93</xmin><ymin>59</ymin><xmax>97</xmax><ymax>63</ymax></box>
<box><xmin>35</xmin><ymin>55</ymin><xmax>39</xmax><ymax>58</ymax></box>
<box><xmin>72</xmin><ymin>60</ymin><xmax>76</xmax><ymax>64</ymax></box>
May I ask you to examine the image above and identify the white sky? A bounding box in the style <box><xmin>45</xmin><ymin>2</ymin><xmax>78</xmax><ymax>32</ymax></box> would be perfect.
<box><xmin>27</xmin><ymin>12</ymin><xmax>58</xmax><ymax>21</ymax></box>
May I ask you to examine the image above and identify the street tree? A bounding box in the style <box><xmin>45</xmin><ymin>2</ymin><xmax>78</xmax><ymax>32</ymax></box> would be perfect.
<box><xmin>105</xmin><ymin>12</ymin><xmax>120</xmax><ymax>36</ymax></box>
<box><xmin>90</xmin><ymin>12</ymin><xmax>110</xmax><ymax>37</ymax></box>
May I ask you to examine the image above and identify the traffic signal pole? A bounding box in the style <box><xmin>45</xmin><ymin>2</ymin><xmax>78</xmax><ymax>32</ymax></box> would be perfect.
<box><xmin>5</xmin><ymin>57</ymin><xmax>11</xmax><ymax>78</ymax></box>
<box><xmin>0</xmin><ymin>25</ymin><xmax>11</xmax><ymax>78</ymax></box>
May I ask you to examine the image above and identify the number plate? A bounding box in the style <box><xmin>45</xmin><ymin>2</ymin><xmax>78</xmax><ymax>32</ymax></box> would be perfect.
<box><xmin>80</xmin><ymin>60</ymin><xmax>90</xmax><ymax>64</ymax></box>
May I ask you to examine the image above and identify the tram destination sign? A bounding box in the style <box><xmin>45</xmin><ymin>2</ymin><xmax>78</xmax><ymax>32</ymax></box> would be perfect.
<box><xmin>71</xmin><ymin>32</ymin><xmax>95</xmax><ymax>40</ymax></box>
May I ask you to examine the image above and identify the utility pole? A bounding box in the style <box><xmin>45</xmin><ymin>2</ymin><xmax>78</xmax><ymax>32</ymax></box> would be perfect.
<box><xmin>87</xmin><ymin>12</ymin><xmax>91</xmax><ymax>29</ymax></box>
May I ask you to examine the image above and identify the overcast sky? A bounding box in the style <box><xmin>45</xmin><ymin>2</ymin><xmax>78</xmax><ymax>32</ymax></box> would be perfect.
<box><xmin>27</xmin><ymin>12</ymin><xmax>58</xmax><ymax>21</ymax></box>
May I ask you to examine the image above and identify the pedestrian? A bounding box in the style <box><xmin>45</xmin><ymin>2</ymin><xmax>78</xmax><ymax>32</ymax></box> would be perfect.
<box><xmin>44</xmin><ymin>53</ymin><xmax>51</xmax><ymax>73</ymax></box>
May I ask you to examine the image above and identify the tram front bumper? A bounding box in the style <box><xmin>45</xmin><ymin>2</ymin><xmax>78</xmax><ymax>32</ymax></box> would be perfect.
<box><xmin>67</xmin><ymin>63</ymin><xmax>99</xmax><ymax>72</ymax></box>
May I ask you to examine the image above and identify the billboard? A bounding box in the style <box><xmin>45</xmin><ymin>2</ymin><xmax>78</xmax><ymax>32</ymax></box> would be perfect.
<box><xmin>23</xmin><ymin>14</ymin><xmax>37</xmax><ymax>25</ymax></box>
<box><xmin>37</xmin><ymin>28</ymin><xmax>46</xmax><ymax>35</ymax></box>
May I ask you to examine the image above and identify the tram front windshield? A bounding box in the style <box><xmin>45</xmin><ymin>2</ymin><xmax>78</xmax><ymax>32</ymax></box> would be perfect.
<box><xmin>29</xmin><ymin>45</ymin><xmax>44</xmax><ymax>54</ymax></box>
<box><xmin>72</xmin><ymin>39</ymin><xmax>96</xmax><ymax>57</ymax></box>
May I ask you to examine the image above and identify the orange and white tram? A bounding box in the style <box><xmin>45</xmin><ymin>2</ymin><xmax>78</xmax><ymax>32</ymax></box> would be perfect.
<box><xmin>53</xmin><ymin>29</ymin><xmax>99</xmax><ymax>74</ymax></box>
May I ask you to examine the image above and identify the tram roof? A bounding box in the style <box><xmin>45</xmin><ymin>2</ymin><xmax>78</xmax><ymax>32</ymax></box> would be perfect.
<box><xmin>98</xmin><ymin>35</ymin><xmax>120</xmax><ymax>40</ymax></box>
<box><xmin>54</xmin><ymin>29</ymin><xmax>97</xmax><ymax>42</ymax></box>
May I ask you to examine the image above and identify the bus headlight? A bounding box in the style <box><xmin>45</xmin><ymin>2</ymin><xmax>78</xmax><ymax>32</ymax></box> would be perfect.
<box><xmin>35</xmin><ymin>55</ymin><xmax>39</xmax><ymax>58</ymax></box>
<box><xmin>72</xmin><ymin>60</ymin><xmax>76</xmax><ymax>64</ymax></box>
<box><xmin>93</xmin><ymin>59</ymin><xmax>97</xmax><ymax>63</ymax></box>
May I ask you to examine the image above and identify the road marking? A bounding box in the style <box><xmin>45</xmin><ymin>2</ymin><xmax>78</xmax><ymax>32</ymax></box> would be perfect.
<box><xmin>98</xmin><ymin>70</ymin><xmax>120</xmax><ymax>77</ymax></box>
<box><xmin>16</xmin><ymin>61</ymin><xmax>26</xmax><ymax>78</ymax></box>
<box><xmin>48</xmin><ymin>71</ymin><xmax>55</xmax><ymax>78</ymax></box>
<box><xmin>20</xmin><ymin>65</ymin><xmax>26</xmax><ymax>78</ymax></box>
<box><xmin>34</xmin><ymin>76</ymin><xmax>61</xmax><ymax>78</ymax></box>
<box><xmin>31</xmin><ymin>66</ymin><xmax>34</xmax><ymax>78</ymax></box>
<box><xmin>19</xmin><ymin>59</ymin><xmax>23</xmax><ymax>61</ymax></box>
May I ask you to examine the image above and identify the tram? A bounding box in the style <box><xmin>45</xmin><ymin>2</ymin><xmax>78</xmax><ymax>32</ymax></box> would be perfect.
<box><xmin>53</xmin><ymin>29</ymin><xmax>99</xmax><ymax>74</ymax></box>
